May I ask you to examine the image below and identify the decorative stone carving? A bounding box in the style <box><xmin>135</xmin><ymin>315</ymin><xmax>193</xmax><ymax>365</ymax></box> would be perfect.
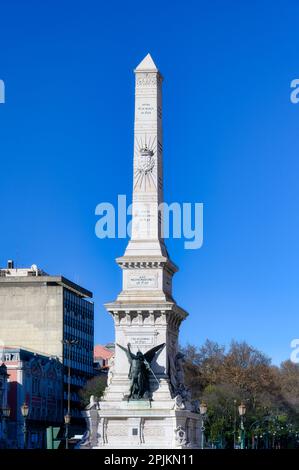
<box><xmin>139</xmin><ymin>418</ymin><xmax>145</xmax><ymax>444</ymax></box>
<box><xmin>119</xmin><ymin>313</ymin><xmax>127</xmax><ymax>324</ymax></box>
<box><xmin>175</xmin><ymin>352</ymin><xmax>185</xmax><ymax>388</ymax></box>
<box><xmin>169</xmin><ymin>351</ymin><xmax>188</xmax><ymax>397</ymax></box>
<box><xmin>191</xmin><ymin>399</ymin><xmax>200</xmax><ymax>414</ymax></box>
<box><xmin>154</xmin><ymin>313</ymin><xmax>163</xmax><ymax>324</ymax></box>
<box><xmin>177</xmin><ymin>384</ymin><xmax>192</xmax><ymax>410</ymax></box>
<box><xmin>134</xmin><ymin>145</ymin><xmax>156</xmax><ymax>191</ymax></box>
<box><xmin>107</xmin><ymin>357</ymin><xmax>114</xmax><ymax>387</ymax></box>
<box><xmin>85</xmin><ymin>395</ymin><xmax>100</xmax><ymax>410</ymax></box>
<box><xmin>173</xmin><ymin>394</ymin><xmax>185</xmax><ymax>410</ymax></box>
<box><xmin>136</xmin><ymin>76</ymin><xmax>158</xmax><ymax>88</ymax></box>
<box><xmin>174</xmin><ymin>426</ymin><xmax>188</xmax><ymax>447</ymax></box>
<box><xmin>168</xmin><ymin>350</ymin><xmax>178</xmax><ymax>395</ymax></box>
<box><xmin>102</xmin><ymin>418</ymin><xmax>108</xmax><ymax>444</ymax></box>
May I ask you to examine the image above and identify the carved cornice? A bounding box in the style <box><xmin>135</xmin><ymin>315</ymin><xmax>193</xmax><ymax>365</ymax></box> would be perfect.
<box><xmin>104</xmin><ymin>302</ymin><xmax>188</xmax><ymax>328</ymax></box>
<box><xmin>115</xmin><ymin>256</ymin><xmax>178</xmax><ymax>274</ymax></box>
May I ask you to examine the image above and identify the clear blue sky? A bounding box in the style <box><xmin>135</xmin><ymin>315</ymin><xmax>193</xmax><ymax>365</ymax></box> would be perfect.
<box><xmin>1</xmin><ymin>0</ymin><xmax>299</xmax><ymax>365</ymax></box>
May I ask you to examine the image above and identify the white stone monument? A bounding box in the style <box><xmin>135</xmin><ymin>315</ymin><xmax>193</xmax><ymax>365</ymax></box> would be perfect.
<box><xmin>82</xmin><ymin>54</ymin><xmax>200</xmax><ymax>449</ymax></box>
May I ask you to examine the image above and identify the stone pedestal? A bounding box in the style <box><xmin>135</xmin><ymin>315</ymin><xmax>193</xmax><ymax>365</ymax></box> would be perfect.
<box><xmin>82</xmin><ymin>404</ymin><xmax>200</xmax><ymax>449</ymax></box>
<box><xmin>84</xmin><ymin>299</ymin><xmax>201</xmax><ymax>449</ymax></box>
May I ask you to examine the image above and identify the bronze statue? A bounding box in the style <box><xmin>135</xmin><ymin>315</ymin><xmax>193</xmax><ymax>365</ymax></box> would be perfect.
<box><xmin>117</xmin><ymin>343</ymin><xmax>165</xmax><ymax>400</ymax></box>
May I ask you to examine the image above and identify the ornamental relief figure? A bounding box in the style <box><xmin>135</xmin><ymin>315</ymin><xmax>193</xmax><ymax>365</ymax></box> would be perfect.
<box><xmin>174</xmin><ymin>425</ymin><xmax>189</xmax><ymax>447</ymax></box>
<box><xmin>134</xmin><ymin>135</ymin><xmax>157</xmax><ymax>191</ymax></box>
<box><xmin>168</xmin><ymin>350</ymin><xmax>192</xmax><ymax>410</ymax></box>
<box><xmin>168</xmin><ymin>350</ymin><xmax>185</xmax><ymax>394</ymax></box>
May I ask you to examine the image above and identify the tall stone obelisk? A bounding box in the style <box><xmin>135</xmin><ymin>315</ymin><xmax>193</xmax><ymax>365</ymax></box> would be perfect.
<box><xmin>85</xmin><ymin>54</ymin><xmax>200</xmax><ymax>449</ymax></box>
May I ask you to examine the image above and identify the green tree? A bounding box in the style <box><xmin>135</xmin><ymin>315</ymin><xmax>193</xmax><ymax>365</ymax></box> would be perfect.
<box><xmin>78</xmin><ymin>375</ymin><xmax>107</xmax><ymax>408</ymax></box>
<box><xmin>182</xmin><ymin>340</ymin><xmax>299</xmax><ymax>448</ymax></box>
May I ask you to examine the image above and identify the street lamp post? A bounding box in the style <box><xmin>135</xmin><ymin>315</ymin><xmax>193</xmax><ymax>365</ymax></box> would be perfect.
<box><xmin>64</xmin><ymin>413</ymin><xmax>71</xmax><ymax>449</ymax></box>
<box><xmin>62</xmin><ymin>339</ymin><xmax>78</xmax><ymax>449</ymax></box>
<box><xmin>200</xmin><ymin>402</ymin><xmax>208</xmax><ymax>449</ymax></box>
<box><xmin>233</xmin><ymin>399</ymin><xmax>237</xmax><ymax>449</ymax></box>
<box><xmin>238</xmin><ymin>402</ymin><xmax>246</xmax><ymax>449</ymax></box>
<box><xmin>1</xmin><ymin>406</ymin><xmax>10</xmax><ymax>447</ymax></box>
<box><xmin>20</xmin><ymin>403</ymin><xmax>29</xmax><ymax>449</ymax></box>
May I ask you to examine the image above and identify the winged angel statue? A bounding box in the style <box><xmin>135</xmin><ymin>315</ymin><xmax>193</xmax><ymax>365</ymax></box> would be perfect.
<box><xmin>117</xmin><ymin>343</ymin><xmax>165</xmax><ymax>400</ymax></box>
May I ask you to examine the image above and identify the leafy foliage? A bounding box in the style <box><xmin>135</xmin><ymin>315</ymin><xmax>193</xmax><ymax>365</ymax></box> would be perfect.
<box><xmin>78</xmin><ymin>375</ymin><xmax>107</xmax><ymax>408</ymax></box>
<box><xmin>182</xmin><ymin>340</ymin><xmax>299</xmax><ymax>448</ymax></box>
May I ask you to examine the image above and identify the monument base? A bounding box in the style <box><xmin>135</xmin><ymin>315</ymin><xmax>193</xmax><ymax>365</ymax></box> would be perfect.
<box><xmin>80</xmin><ymin>400</ymin><xmax>201</xmax><ymax>449</ymax></box>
